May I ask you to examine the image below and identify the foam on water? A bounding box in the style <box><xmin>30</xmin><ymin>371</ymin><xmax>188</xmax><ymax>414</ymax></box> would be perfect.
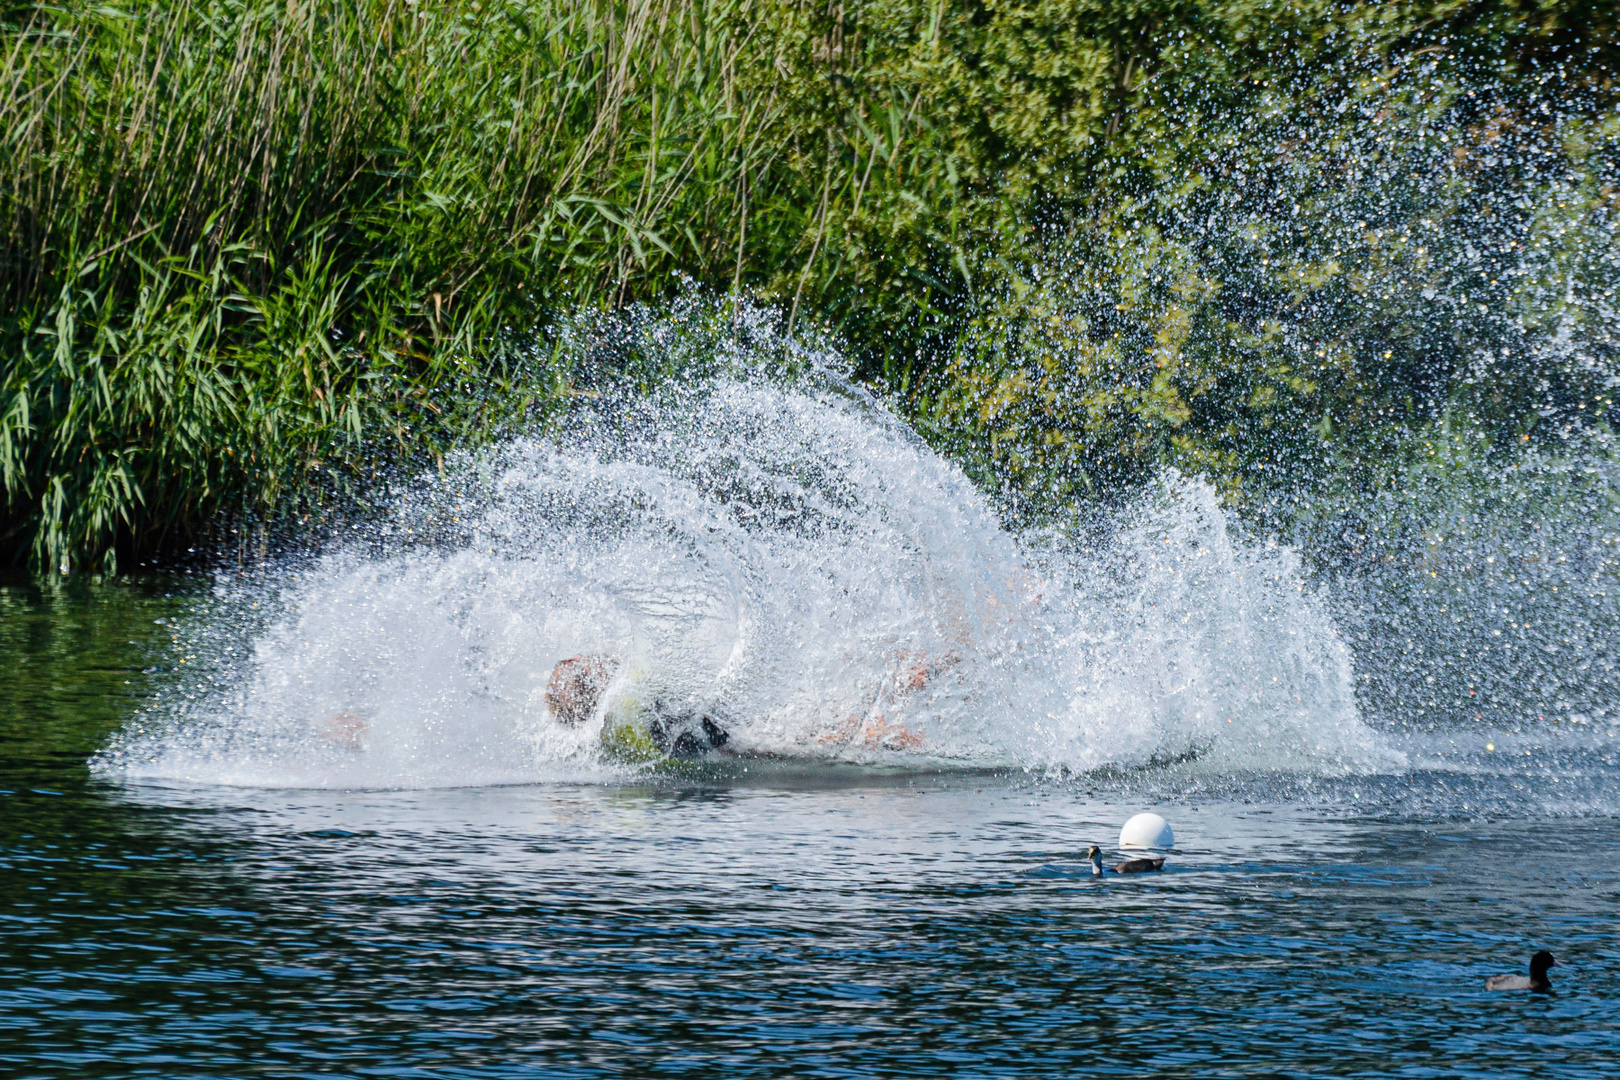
<box><xmin>98</xmin><ymin>368</ymin><xmax>1398</xmax><ymax>789</ymax></box>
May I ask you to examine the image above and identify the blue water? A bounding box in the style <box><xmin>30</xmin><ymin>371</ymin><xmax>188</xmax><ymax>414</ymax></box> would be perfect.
<box><xmin>4</xmin><ymin>506</ymin><xmax>1620</xmax><ymax>1076</ymax></box>
<box><xmin>6</xmin><ymin>688</ymin><xmax>1620</xmax><ymax>1078</ymax></box>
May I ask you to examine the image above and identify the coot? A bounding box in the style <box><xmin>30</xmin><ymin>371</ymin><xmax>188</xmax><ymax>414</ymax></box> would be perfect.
<box><xmin>1087</xmin><ymin>844</ymin><xmax>1166</xmax><ymax>875</ymax></box>
<box><xmin>1485</xmin><ymin>950</ymin><xmax>1559</xmax><ymax>991</ymax></box>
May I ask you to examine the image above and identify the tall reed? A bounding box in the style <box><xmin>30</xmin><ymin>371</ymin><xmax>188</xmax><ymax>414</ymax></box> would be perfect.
<box><xmin>1</xmin><ymin>0</ymin><xmax>953</xmax><ymax>570</ymax></box>
<box><xmin>3</xmin><ymin>0</ymin><xmax>1612</xmax><ymax>570</ymax></box>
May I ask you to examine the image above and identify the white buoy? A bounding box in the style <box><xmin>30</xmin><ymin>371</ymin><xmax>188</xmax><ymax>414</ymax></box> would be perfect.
<box><xmin>1120</xmin><ymin>812</ymin><xmax>1174</xmax><ymax>850</ymax></box>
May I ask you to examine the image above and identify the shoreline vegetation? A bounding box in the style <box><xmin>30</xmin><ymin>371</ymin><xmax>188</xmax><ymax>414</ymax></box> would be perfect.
<box><xmin>2</xmin><ymin>0</ymin><xmax>1616</xmax><ymax>573</ymax></box>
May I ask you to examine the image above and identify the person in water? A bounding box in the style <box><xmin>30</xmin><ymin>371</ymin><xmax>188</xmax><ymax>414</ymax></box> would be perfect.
<box><xmin>538</xmin><ymin>550</ymin><xmax>1047</xmax><ymax>758</ymax></box>
<box><xmin>313</xmin><ymin>640</ymin><xmax>949</xmax><ymax>760</ymax></box>
<box><xmin>541</xmin><ymin>646</ymin><xmax>949</xmax><ymax>758</ymax></box>
<box><xmin>544</xmin><ymin>653</ymin><xmax>732</xmax><ymax>759</ymax></box>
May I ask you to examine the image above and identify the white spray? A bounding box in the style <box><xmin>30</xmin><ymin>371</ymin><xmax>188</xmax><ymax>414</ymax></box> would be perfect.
<box><xmin>99</xmin><ymin>371</ymin><xmax>1397</xmax><ymax>788</ymax></box>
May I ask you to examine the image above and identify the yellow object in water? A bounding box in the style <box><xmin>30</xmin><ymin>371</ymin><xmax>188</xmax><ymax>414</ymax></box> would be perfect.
<box><xmin>597</xmin><ymin>669</ymin><xmax>663</xmax><ymax>763</ymax></box>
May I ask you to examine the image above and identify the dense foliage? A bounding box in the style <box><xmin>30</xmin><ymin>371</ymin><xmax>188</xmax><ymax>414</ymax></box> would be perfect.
<box><xmin>934</xmin><ymin>4</ymin><xmax>1620</xmax><ymax>529</ymax></box>
<box><xmin>2</xmin><ymin>0</ymin><xmax>1616</xmax><ymax>571</ymax></box>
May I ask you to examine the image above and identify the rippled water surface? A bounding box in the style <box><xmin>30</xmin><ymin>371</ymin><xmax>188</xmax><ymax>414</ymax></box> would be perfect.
<box><xmin>5</xmin><ymin>577</ymin><xmax>1620</xmax><ymax>1078</ymax></box>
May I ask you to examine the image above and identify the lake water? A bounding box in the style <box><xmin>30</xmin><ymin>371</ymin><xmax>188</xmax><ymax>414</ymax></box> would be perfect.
<box><xmin>4</xmin><ymin>575</ymin><xmax>1619</xmax><ymax>1079</ymax></box>
<box><xmin>7</xmin><ymin>378</ymin><xmax>1620</xmax><ymax>1077</ymax></box>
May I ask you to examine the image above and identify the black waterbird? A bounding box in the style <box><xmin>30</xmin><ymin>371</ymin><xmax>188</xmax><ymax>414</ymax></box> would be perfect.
<box><xmin>1485</xmin><ymin>950</ymin><xmax>1559</xmax><ymax>992</ymax></box>
<box><xmin>1087</xmin><ymin>844</ymin><xmax>1165</xmax><ymax>875</ymax></box>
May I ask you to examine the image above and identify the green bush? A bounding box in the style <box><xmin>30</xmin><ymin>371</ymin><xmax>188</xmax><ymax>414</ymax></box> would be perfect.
<box><xmin>924</xmin><ymin>2</ymin><xmax>1619</xmax><ymax>530</ymax></box>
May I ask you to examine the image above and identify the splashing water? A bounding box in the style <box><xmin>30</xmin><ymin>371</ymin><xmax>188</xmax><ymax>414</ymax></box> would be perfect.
<box><xmin>939</xmin><ymin>47</ymin><xmax>1620</xmax><ymax>736</ymax></box>
<box><xmin>99</xmin><ymin>366</ymin><xmax>1395</xmax><ymax>789</ymax></box>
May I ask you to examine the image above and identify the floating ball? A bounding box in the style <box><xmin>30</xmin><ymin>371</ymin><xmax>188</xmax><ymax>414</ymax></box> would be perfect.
<box><xmin>1120</xmin><ymin>812</ymin><xmax>1174</xmax><ymax>850</ymax></box>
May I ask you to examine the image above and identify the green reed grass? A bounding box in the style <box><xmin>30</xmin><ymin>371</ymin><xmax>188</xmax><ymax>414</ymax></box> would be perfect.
<box><xmin>3</xmin><ymin>0</ymin><xmax>1613</xmax><ymax>571</ymax></box>
<box><xmin>1</xmin><ymin>0</ymin><xmax>953</xmax><ymax>570</ymax></box>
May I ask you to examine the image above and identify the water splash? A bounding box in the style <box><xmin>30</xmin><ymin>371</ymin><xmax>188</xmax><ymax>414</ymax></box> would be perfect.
<box><xmin>1307</xmin><ymin>436</ymin><xmax>1620</xmax><ymax>728</ymax></box>
<box><xmin>937</xmin><ymin>44</ymin><xmax>1620</xmax><ymax>734</ymax></box>
<box><xmin>98</xmin><ymin>359</ymin><xmax>1396</xmax><ymax>788</ymax></box>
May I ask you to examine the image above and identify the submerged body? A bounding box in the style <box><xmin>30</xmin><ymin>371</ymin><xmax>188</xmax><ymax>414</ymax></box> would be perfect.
<box><xmin>1486</xmin><ymin>951</ymin><xmax>1559</xmax><ymax>991</ymax></box>
<box><xmin>542</xmin><ymin>649</ymin><xmax>941</xmax><ymax>762</ymax></box>
<box><xmin>546</xmin><ymin>654</ymin><xmax>734</xmax><ymax>760</ymax></box>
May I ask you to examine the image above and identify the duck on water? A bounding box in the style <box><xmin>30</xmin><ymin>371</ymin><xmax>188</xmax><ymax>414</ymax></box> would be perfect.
<box><xmin>1088</xmin><ymin>845</ymin><xmax>1165</xmax><ymax>875</ymax></box>
<box><xmin>1485</xmin><ymin>951</ymin><xmax>1560</xmax><ymax>992</ymax></box>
